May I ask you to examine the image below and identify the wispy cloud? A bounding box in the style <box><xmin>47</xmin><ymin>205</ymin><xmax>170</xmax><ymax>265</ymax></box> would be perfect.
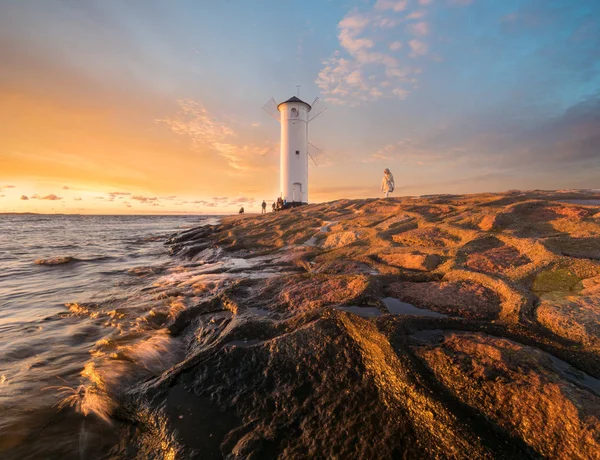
<box><xmin>316</xmin><ymin>1</ymin><xmax>436</xmax><ymax>105</ymax></box>
<box><xmin>407</xmin><ymin>22</ymin><xmax>430</xmax><ymax>36</ymax></box>
<box><xmin>20</xmin><ymin>195</ymin><xmax>29</xmax><ymax>200</ymax></box>
<box><xmin>157</xmin><ymin>100</ymin><xmax>273</xmax><ymax>172</ymax></box>
<box><xmin>408</xmin><ymin>39</ymin><xmax>429</xmax><ymax>57</ymax></box>
<box><xmin>107</xmin><ymin>191</ymin><xmax>131</xmax><ymax>201</ymax></box>
<box><xmin>30</xmin><ymin>194</ymin><xmax>62</xmax><ymax>200</ymax></box>
<box><xmin>375</xmin><ymin>1</ymin><xmax>408</xmax><ymax>12</ymax></box>
<box><xmin>365</xmin><ymin>138</ymin><xmax>448</xmax><ymax>165</ymax></box>
<box><xmin>131</xmin><ymin>195</ymin><xmax>158</xmax><ymax>204</ymax></box>
<box><xmin>228</xmin><ymin>196</ymin><xmax>254</xmax><ymax>205</ymax></box>
<box><xmin>366</xmin><ymin>95</ymin><xmax>600</xmax><ymax>176</ymax></box>
<box><xmin>0</xmin><ymin>185</ymin><xmax>15</xmax><ymax>192</ymax></box>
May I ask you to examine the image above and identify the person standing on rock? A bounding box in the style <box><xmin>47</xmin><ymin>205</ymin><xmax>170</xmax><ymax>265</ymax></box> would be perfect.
<box><xmin>239</xmin><ymin>206</ymin><xmax>244</xmax><ymax>214</ymax></box>
<box><xmin>261</xmin><ymin>200</ymin><xmax>267</xmax><ymax>214</ymax></box>
<box><xmin>381</xmin><ymin>168</ymin><xmax>395</xmax><ymax>198</ymax></box>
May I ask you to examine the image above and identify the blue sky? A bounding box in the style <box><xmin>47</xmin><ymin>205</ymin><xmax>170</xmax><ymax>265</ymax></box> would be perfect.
<box><xmin>0</xmin><ymin>0</ymin><xmax>599</xmax><ymax>213</ymax></box>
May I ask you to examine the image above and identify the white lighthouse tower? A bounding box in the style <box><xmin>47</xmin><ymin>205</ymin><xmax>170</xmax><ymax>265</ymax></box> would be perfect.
<box><xmin>263</xmin><ymin>95</ymin><xmax>327</xmax><ymax>205</ymax></box>
<box><xmin>278</xmin><ymin>96</ymin><xmax>310</xmax><ymax>203</ymax></box>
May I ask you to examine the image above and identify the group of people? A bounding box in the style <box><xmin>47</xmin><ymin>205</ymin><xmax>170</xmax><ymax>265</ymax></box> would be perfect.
<box><xmin>239</xmin><ymin>198</ymin><xmax>286</xmax><ymax>215</ymax></box>
<box><xmin>238</xmin><ymin>168</ymin><xmax>395</xmax><ymax>215</ymax></box>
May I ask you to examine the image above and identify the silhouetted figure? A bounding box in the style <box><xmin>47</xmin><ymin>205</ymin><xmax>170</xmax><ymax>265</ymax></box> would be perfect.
<box><xmin>381</xmin><ymin>168</ymin><xmax>395</xmax><ymax>198</ymax></box>
<box><xmin>239</xmin><ymin>206</ymin><xmax>244</xmax><ymax>214</ymax></box>
<box><xmin>261</xmin><ymin>200</ymin><xmax>267</xmax><ymax>214</ymax></box>
<box><xmin>272</xmin><ymin>202</ymin><xmax>276</xmax><ymax>212</ymax></box>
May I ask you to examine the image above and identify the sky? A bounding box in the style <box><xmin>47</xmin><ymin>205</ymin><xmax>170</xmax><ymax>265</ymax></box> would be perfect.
<box><xmin>0</xmin><ymin>0</ymin><xmax>599</xmax><ymax>214</ymax></box>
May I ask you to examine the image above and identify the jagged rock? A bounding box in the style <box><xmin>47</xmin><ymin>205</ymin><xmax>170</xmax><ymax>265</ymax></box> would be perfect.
<box><xmin>124</xmin><ymin>311</ymin><xmax>533</xmax><ymax>459</ymax></box>
<box><xmin>415</xmin><ymin>332</ymin><xmax>600</xmax><ymax>459</ymax></box>
<box><xmin>537</xmin><ymin>294</ymin><xmax>600</xmax><ymax>351</ymax></box>
<box><xmin>113</xmin><ymin>190</ymin><xmax>600</xmax><ymax>458</ymax></box>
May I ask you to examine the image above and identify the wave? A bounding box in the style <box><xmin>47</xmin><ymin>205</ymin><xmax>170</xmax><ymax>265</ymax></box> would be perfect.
<box><xmin>34</xmin><ymin>255</ymin><xmax>113</xmax><ymax>266</ymax></box>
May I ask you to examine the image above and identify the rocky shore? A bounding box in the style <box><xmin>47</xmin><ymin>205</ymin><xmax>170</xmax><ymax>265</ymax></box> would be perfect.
<box><xmin>116</xmin><ymin>190</ymin><xmax>600</xmax><ymax>459</ymax></box>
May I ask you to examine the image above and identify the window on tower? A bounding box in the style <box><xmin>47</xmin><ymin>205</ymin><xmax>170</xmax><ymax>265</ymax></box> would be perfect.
<box><xmin>295</xmin><ymin>150</ymin><xmax>300</xmax><ymax>155</ymax></box>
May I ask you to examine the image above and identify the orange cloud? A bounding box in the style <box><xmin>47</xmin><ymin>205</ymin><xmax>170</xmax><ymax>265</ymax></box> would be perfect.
<box><xmin>31</xmin><ymin>194</ymin><xmax>62</xmax><ymax>200</ymax></box>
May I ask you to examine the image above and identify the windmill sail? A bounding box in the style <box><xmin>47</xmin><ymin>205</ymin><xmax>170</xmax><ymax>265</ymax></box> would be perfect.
<box><xmin>261</xmin><ymin>97</ymin><xmax>280</xmax><ymax>122</ymax></box>
<box><xmin>308</xmin><ymin>97</ymin><xmax>327</xmax><ymax>122</ymax></box>
<box><xmin>308</xmin><ymin>142</ymin><xmax>331</xmax><ymax>167</ymax></box>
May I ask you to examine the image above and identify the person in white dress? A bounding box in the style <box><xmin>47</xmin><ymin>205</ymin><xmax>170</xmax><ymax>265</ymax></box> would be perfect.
<box><xmin>381</xmin><ymin>168</ymin><xmax>395</xmax><ymax>198</ymax></box>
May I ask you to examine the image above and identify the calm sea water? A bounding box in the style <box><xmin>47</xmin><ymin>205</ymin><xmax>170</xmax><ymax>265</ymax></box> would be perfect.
<box><xmin>0</xmin><ymin>214</ymin><xmax>216</xmax><ymax>459</ymax></box>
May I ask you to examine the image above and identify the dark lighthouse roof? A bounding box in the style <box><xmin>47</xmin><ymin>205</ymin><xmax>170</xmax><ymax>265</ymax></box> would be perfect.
<box><xmin>277</xmin><ymin>96</ymin><xmax>312</xmax><ymax>110</ymax></box>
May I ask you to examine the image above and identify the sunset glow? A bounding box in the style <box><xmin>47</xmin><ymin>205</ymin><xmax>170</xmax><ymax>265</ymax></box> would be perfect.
<box><xmin>1</xmin><ymin>0</ymin><xmax>599</xmax><ymax>214</ymax></box>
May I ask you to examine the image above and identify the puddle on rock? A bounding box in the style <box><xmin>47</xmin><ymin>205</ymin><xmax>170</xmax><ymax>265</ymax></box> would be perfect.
<box><xmin>303</xmin><ymin>236</ymin><xmax>318</xmax><ymax>247</ymax></box>
<box><xmin>547</xmin><ymin>355</ymin><xmax>600</xmax><ymax>396</ymax></box>
<box><xmin>383</xmin><ymin>297</ymin><xmax>448</xmax><ymax>318</ymax></box>
<box><xmin>559</xmin><ymin>199</ymin><xmax>600</xmax><ymax>206</ymax></box>
<box><xmin>246</xmin><ymin>307</ymin><xmax>272</xmax><ymax>317</ymax></box>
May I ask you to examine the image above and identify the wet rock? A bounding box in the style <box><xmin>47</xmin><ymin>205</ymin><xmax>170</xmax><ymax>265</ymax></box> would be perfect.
<box><xmin>235</xmin><ymin>274</ymin><xmax>374</xmax><ymax>316</ymax></box>
<box><xmin>139</xmin><ymin>189</ymin><xmax>600</xmax><ymax>459</ymax></box>
<box><xmin>388</xmin><ymin>280</ymin><xmax>501</xmax><ymax>319</ymax></box>
<box><xmin>34</xmin><ymin>256</ymin><xmax>77</xmax><ymax>266</ymax></box>
<box><xmin>415</xmin><ymin>332</ymin><xmax>600</xmax><ymax>459</ymax></box>
<box><xmin>125</xmin><ymin>311</ymin><xmax>520</xmax><ymax>459</ymax></box>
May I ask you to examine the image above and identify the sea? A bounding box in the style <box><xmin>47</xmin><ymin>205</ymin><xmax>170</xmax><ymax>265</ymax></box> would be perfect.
<box><xmin>0</xmin><ymin>214</ymin><xmax>219</xmax><ymax>459</ymax></box>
